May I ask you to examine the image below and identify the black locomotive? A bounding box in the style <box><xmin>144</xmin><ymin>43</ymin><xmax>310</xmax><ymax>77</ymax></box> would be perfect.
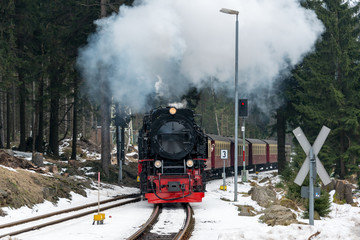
<box><xmin>137</xmin><ymin>107</ymin><xmax>208</xmax><ymax>203</ymax></box>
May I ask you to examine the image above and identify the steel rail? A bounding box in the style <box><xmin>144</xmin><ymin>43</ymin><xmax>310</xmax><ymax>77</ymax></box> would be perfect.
<box><xmin>0</xmin><ymin>193</ymin><xmax>140</xmax><ymax>229</ymax></box>
<box><xmin>173</xmin><ymin>203</ymin><xmax>193</xmax><ymax>240</ymax></box>
<box><xmin>127</xmin><ymin>203</ymin><xmax>193</xmax><ymax>240</ymax></box>
<box><xmin>127</xmin><ymin>204</ymin><xmax>161</xmax><ymax>240</ymax></box>
<box><xmin>0</xmin><ymin>196</ymin><xmax>141</xmax><ymax>239</ymax></box>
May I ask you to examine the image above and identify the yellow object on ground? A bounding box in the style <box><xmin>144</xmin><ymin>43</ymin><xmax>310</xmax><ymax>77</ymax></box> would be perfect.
<box><xmin>220</xmin><ymin>185</ymin><xmax>227</xmax><ymax>191</ymax></box>
<box><xmin>93</xmin><ymin>213</ymin><xmax>105</xmax><ymax>225</ymax></box>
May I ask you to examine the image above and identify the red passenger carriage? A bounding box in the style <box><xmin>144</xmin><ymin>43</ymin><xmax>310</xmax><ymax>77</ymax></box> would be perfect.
<box><xmin>206</xmin><ymin>135</ymin><xmax>291</xmax><ymax>176</ymax></box>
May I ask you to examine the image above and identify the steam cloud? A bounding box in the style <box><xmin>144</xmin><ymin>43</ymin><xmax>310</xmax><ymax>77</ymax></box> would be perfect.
<box><xmin>77</xmin><ymin>0</ymin><xmax>324</xmax><ymax>112</ymax></box>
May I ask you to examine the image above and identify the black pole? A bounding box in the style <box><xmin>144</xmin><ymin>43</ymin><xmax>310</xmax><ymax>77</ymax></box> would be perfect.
<box><xmin>121</xmin><ymin>126</ymin><xmax>125</xmax><ymax>165</ymax></box>
<box><xmin>115</xmin><ymin>103</ymin><xmax>122</xmax><ymax>184</ymax></box>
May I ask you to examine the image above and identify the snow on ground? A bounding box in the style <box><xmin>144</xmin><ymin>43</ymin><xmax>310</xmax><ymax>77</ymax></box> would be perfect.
<box><xmin>0</xmin><ymin>183</ymin><xmax>138</xmax><ymax>225</ymax></box>
<box><xmin>192</xmin><ymin>172</ymin><xmax>360</xmax><ymax>240</ymax></box>
<box><xmin>1</xmin><ymin>171</ymin><xmax>359</xmax><ymax>240</ymax></box>
<box><xmin>13</xmin><ymin>151</ymin><xmax>32</xmax><ymax>161</ymax></box>
<box><xmin>151</xmin><ymin>204</ymin><xmax>186</xmax><ymax>235</ymax></box>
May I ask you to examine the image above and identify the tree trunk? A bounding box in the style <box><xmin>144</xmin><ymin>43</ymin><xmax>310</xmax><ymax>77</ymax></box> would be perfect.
<box><xmin>93</xmin><ymin>105</ymin><xmax>98</xmax><ymax>145</ymax></box>
<box><xmin>64</xmin><ymin>97</ymin><xmax>68</xmax><ymax>134</ymax></box>
<box><xmin>6</xmin><ymin>91</ymin><xmax>11</xmax><ymax>149</ymax></box>
<box><xmin>49</xmin><ymin>93</ymin><xmax>59</xmax><ymax>156</ymax></box>
<box><xmin>101</xmin><ymin>0</ymin><xmax>107</xmax><ymax>17</ymax></box>
<box><xmin>339</xmin><ymin>130</ymin><xmax>345</xmax><ymax>179</ymax></box>
<box><xmin>211</xmin><ymin>79</ymin><xmax>220</xmax><ymax>135</ymax></box>
<box><xmin>82</xmin><ymin>109</ymin><xmax>86</xmax><ymax>139</ymax></box>
<box><xmin>90</xmin><ymin>105</ymin><xmax>95</xmax><ymax>143</ymax></box>
<box><xmin>12</xmin><ymin>81</ymin><xmax>16</xmax><ymax>142</ymax></box>
<box><xmin>32</xmin><ymin>81</ymin><xmax>35</xmax><ymax>139</ymax></box>
<box><xmin>35</xmin><ymin>76</ymin><xmax>44</xmax><ymax>152</ymax></box>
<box><xmin>71</xmin><ymin>77</ymin><xmax>78</xmax><ymax>160</ymax></box>
<box><xmin>32</xmin><ymin>81</ymin><xmax>39</xmax><ymax>160</ymax></box>
<box><xmin>276</xmin><ymin>107</ymin><xmax>286</xmax><ymax>175</ymax></box>
<box><xmin>0</xmin><ymin>90</ymin><xmax>4</xmax><ymax>149</ymax></box>
<box><xmin>49</xmin><ymin>66</ymin><xmax>60</xmax><ymax>157</ymax></box>
<box><xmin>100</xmin><ymin>82</ymin><xmax>111</xmax><ymax>176</ymax></box>
<box><xmin>18</xmin><ymin>70</ymin><xmax>26</xmax><ymax>151</ymax></box>
<box><xmin>100</xmin><ymin>0</ymin><xmax>111</xmax><ymax>177</ymax></box>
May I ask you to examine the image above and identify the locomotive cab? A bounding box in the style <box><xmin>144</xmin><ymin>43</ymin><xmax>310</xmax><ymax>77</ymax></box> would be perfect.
<box><xmin>138</xmin><ymin>107</ymin><xmax>207</xmax><ymax>203</ymax></box>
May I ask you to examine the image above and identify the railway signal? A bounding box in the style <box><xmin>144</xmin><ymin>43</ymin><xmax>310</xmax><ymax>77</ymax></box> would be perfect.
<box><xmin>238</xmin><ymin>99</ymin><xmax>248</xmax><ymax>182</ymax></box>
<box><xmin>114</xmin><ymin>103</ymin><xmax>131</xmax><ymax>184</ymax></box>
<box><xmin>239</xmin><ymin>99</ymin><xmax>248</xmax><ymax>117</ymax></box>
<box><xmin>292</xmin><ymin>126</ymin><xmax>331</xmax><ymax>226</ymax></box>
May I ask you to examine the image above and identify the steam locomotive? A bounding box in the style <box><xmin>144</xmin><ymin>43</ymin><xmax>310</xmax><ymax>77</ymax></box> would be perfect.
<box><xmin>137</xmin><ymin>107</ymin><xmax>291</xmax><ymax>204</ymax></box>
<box><xmin>137</xmin><ymin>107</ymin><xmax>208</xmax><ymax>203</ymax></box>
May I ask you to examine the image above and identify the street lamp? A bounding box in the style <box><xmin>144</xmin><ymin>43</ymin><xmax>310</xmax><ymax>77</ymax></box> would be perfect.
<box><xmin>220</xmin><ymin>7</ymin><xmax>239</xmax><ymax>201</ymax></box>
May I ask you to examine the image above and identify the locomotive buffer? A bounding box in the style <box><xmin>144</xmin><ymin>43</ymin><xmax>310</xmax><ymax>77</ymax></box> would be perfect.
<box><xmin>220</xmin><ymin>150</ymin><xmax>228</xmax><ymax>191</ymax></box>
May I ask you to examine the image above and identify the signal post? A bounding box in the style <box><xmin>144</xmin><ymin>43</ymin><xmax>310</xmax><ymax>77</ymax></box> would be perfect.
<box><xmin>239</xmin><ymin>99</ymin><xmax>248</xmax><ymax>182</ymax></box>
<box><xmin>220</xmin><ymin>149</ymin><xmax>228</xmax><ymax>191</ymax></box>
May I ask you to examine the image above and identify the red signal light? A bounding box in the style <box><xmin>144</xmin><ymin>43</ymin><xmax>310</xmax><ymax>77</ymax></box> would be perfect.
<box><xmin>239</xmin><ymin>99</ymin><xmax>248</xmax><ymax>117</ymax></box>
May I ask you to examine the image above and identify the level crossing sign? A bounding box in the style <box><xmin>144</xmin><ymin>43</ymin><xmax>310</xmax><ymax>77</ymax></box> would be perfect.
<box><xmin>293</xmin><ymin>126</ymin><xmax>331</xmax><ymax>186</ymax></box>
<box><xmin>293</xmin><ymin>126</ymin><xmax>332</xmax><ymax>226</ymax></box>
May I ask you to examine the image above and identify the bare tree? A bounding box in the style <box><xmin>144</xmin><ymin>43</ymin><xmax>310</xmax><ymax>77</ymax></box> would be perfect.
<box><xmin>18</xmin><ymin>70</ymin><xmax>26</xmax><ymax>151</ymax></box>
<box><xmin>71</xmin><ymin>76</ymin><xmax>78</xmax><ymax>160</ymax></box>
<box><xmin>100</xmin><ymin>0</ymin><xmax>112</xmax><ymax>177</ymax></box>
<box><xmin>35</xmin><ymin>76</ymin><xmax>44</xmax><ymax>153</ymax></box>
<box><xmin>32</xmin><ymin>80</ymin><xmax>39</xmax><ymax>159</ymax></box>
<box><xmin>0</xmin><ymin>90</ymin><xmax>4</xmax><ymax>149</ymax></box>
<box><xmin>277</xmin><ymin>107</ymin><xmax>286</xmax><ymax>174</ymax></box>
<box><xmin>211</xmin><ymin>78</ymin><xmax>220</xmax><ymax>135</ymax></box>
<box><xmin>6</xmin><ymin>90</ymin><xmax>11</xmax><ymax>149</ymax></box>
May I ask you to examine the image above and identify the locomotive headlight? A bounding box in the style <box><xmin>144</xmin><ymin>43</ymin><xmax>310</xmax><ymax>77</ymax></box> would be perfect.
<box><xmin>186</xmin><ymin>159</ymin><xmax>194</xmax><ymax>168</ymax></box>
<box><xmin>154</xmin><ymin>160</ymin><xmax>162</xmax><ymax>168</ymax></box>
<box><xmin>169</xmin><ymin>107</ymin><xmax>177</xmax><ymax>115</ymax></box>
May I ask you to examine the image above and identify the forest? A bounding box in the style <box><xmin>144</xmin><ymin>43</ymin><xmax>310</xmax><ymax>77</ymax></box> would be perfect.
<box><xmin>0</xmin><ymin>0</ymin><xmax>359</xmax><ymax>181</ymax></box>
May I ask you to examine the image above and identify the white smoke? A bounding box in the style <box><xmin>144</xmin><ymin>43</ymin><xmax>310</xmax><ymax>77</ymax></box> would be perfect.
<box><xmin>77</xmin><ymin>0</ymin><xmax>324</xmax><ymax>112</ymax></box>
<box><xmin>168</xmin><ymin>99</ymin><xmax>188</xmax><ymax>109</ymax></box>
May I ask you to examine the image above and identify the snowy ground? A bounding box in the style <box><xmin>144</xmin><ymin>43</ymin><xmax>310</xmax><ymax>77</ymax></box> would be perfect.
<box><xmin>1</xmin><ymin>170</ymin><xmax>360</xmax><ymax>240</ymax></box>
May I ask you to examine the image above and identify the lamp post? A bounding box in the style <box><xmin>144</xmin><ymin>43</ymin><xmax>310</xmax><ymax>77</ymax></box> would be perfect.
<box><xmin>220</xmin><ymin>8</ymin><xmax>239</xmax><ymax>201</ymax></box>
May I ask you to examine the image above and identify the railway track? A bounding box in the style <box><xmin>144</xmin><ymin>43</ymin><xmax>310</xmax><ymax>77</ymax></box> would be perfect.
<box><xmin>0</xmin><ymin>193</ymin><xmax>141</xmax><ymax>239</ymax></box>
<box><xmin>127</xmin><ymin>203</ymin><xmax>194</xmax><ymax>240</ymax></box>
<box><xmin>206</xmin><ymin>166</ymin><xmax>277</xmax><ymax>182</ymax></box>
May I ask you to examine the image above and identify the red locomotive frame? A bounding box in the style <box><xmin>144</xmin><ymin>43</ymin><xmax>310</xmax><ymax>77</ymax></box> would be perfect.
<box><xmin>138</xmin><ymin>158</ymin><xmax>206</xmax><ymax>203</ymax></box>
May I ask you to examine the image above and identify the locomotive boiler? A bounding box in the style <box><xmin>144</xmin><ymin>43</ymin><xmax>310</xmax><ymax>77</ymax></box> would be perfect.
<box><xmin>137</xmin><ymin>107</ymin><xmax>208</xmax><ymax>203</ymax></box>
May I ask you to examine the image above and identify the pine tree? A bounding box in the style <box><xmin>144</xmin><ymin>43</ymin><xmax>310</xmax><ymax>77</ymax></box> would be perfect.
<box><xmin>0</xmin><ymin>0</ymin><xmax>17</xmax><ymax>149</ymax></box>
<box><xmin>289</xmin><ymin>0</ymin><xmax>360</xmax><ymax>179</ymax></box>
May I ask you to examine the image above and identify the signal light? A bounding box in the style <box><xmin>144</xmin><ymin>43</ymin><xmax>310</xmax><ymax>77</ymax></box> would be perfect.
<box><xmin>239</xmin><ymin>99</ymin><xmax>248</xmax><ymax>117</ymax></box>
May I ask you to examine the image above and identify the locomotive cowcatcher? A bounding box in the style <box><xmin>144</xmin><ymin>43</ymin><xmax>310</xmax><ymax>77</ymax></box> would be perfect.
<box><xmin>137</xmin><ymin>107</ymin><xmax>208</xmax><ymax>203</ymax></box>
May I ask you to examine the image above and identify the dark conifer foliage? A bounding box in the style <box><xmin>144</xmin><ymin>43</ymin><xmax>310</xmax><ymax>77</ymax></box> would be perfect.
<box><xmin>0</xmin><ymin>1</ymin><xmax>134</xmax><ymax>160</ymax></box>
<box><xmin>1</xmin><ymin>0</ymin><xmax>360</xmax><ymax>180</ymax></box>
<box><xmin>287</xmin><ymin>0</ymin><xmax>360</xmax><ymax>179</ymax></box>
